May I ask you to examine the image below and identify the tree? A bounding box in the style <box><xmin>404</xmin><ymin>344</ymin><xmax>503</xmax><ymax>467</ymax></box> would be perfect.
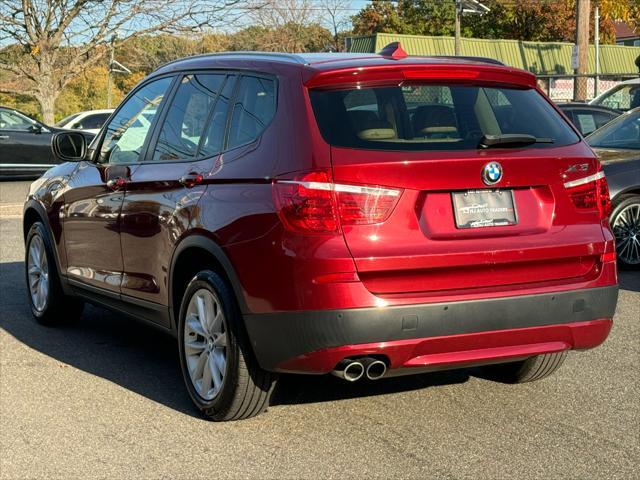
<box><xmin>320</xmin><ymin>0</ymin><xmax>352</xmax><ymax>51</ymax></box>
<box><xmin>230</xmin><ymin>0</ymin><xmax>333</xmax><ymax>52</ymax></box>
<box><xmin>352</xmin><ymin>1</ymin><xmax>406</xmax><ymax>36</ymax></box>
<box><xmin>351</xmin><ymin>0</ymin><xmax>638</xmax><ymax>45</ymax></box>
<box><xmin>0</xmin><ymin>0</ymin><xmax>246</xmax><ymax>124</ymax></box>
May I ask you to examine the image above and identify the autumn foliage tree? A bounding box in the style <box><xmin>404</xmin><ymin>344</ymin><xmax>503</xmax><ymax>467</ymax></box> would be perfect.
<box><xmin>0</xmin><ymin>0</ymin><xmax>246</xmax><ymax>124</ymax></box>
<box><xmin>352</xmin><ymin>0</ymin><xmax>639</xmax><ymax>45</ymax></box>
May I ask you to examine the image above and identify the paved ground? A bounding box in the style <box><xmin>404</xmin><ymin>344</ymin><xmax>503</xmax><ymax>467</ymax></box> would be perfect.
<box><xmin>1</xmin><ymin>180</ymin><xmax>639</xmax><ymax>479</ymax></box>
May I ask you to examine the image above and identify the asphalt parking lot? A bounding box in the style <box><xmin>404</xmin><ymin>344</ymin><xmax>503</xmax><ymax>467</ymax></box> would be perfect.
<box><xmin>1</xmin><ymin>180</ymin><xmax>639</xmax><ymax>479</ymax></box>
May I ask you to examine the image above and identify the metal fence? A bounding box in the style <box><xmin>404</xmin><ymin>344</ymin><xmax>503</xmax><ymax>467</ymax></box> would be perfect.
<box><xmin>536</xmin><ymin>74</ymin><xmax>638</xmax><ymax>103</ymax></box>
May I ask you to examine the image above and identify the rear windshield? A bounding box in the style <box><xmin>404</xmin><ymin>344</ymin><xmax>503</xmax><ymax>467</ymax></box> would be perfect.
<box><xmin>309</xmin><ymin>84</ymin><xmax>579</xmax><ymax>151</ymax></box>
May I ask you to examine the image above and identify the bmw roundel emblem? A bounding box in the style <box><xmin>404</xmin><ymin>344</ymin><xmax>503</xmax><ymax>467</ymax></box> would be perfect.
<box><xmin>482</xmin><ymin>162</ymin><xmax>503</xmax><ymax>185</ymax></box>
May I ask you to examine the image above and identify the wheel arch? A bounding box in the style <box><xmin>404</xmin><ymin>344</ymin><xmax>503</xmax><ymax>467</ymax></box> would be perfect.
<box><xmin>168</xmin><ymin>235</ymin><xmax>249</xmax><ymax>334</ymax></box>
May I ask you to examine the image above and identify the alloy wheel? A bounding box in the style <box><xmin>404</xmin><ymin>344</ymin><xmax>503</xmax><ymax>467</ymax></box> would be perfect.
<box><xmin>183</xmin><ymin>288</ymin><xmax>228</xmax><ymax>400</ymax></box>
<box><xmin>27</xmin><ymin>234</ymin><xmax>49</xmax><ymax>312</ymax></box>
<box><xmin>613</xmin><ymin>202</ymin><xmax>640</xmax><ymax>265</ymax></box>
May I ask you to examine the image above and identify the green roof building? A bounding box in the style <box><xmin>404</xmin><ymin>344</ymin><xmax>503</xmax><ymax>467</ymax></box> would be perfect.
<box><xmin>347</xmin><ymin>33</ymin><xmax>640</xmax><ymax>76</ymax></box>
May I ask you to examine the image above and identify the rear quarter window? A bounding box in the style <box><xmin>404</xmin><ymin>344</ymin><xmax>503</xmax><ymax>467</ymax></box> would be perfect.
<box><xmin>227</xmin><ymin>76</ymin><xmax>276</xmax><ymax>149</ymax></box>
<box><xmin>310</xmin><ymin>84</ymin><xmax>579</xmax><ymax>151</ymax></box>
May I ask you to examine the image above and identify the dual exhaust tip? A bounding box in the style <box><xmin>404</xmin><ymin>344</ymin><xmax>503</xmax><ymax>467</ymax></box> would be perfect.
<box><xmin>331</xmin><ymin>357</ymin><xmax>387</xmax><ymax>382</ymax></box>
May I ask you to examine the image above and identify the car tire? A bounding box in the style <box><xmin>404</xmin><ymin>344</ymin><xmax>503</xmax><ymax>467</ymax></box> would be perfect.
<box><xmin>177</xmin><ymin>270</ymin><xmax>277</xmax><ymax>421</ymax></box>
<box><xmin>609</xmin><ymin>194</ymin><xmax>640</xmax><ymax>269</ymax></box>
<box><xmin>25</xmin><ymin>221</ymin><xmax>84</xmax><ymax>325</ymax></box>
<box><xmin>482</xmin><ymin>351</ymin><xmax>568</xmax><ymax>384</ymax></box>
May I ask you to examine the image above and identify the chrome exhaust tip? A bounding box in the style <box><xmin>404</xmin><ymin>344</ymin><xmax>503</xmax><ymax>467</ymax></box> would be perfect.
<box><xmin>365</xmin><ymin>359</ymin><xmax>387</xmax><ymax>380</ymax></box>
<box><xmin>331</xmin><ymin>360</ymin><xmax>365</xmax><ymax>382</ymax></box>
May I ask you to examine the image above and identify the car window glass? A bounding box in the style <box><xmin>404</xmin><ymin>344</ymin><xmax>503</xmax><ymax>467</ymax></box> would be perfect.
<box><xmin>599</xmin><ymin>85</ymin><xmax>635</xmax><ymax>110</ymax></box>
<box><xmin>99</xmin><ymin>77</ymin><xmax>172</xmax><ymax>164</ymax></box>
<box><xmin>588</xmin><ymin>112</ymin><xmax>640</xmax><ymax>150</ymax></box>
<box><xmin>55</xmin><ymin>113</ymin><xmax>80</xmax><ymax>127</ymax></box>
<box><xmin>0</xmin><ymin>110</ymin><xmax>34</xmax><ymax>131</ymax></box>
<box><xmin>152</xmin><ymin>74</ymin><xmax>225</xmax><ymax>162</ymax></box>
<box><xmin>310</xmin><ymin>84</ymin><xmax>578</xmax><ymax>151</ymax></box>
<box><xmin>227</xmin><ymin>76</ymin><xmax>276</xmax><ymax>149</ymax></box>
<box><xmin>199</xmin><ymin>75</ymin><xmax>236</xmax><ymax>158</ymax></box>
<box><xmin>73</xmin><ymin>113</ymin><xmax>111</xmax><ymax>130</ymax></box>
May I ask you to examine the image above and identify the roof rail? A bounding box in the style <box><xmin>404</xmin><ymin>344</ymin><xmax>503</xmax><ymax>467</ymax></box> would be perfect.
<box><xmin>156</xmin><ymin>51</ymin><xmax>308</xmax><ymax>70</ymax></box>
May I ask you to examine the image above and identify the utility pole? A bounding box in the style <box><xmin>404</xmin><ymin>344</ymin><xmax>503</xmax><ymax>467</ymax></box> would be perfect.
<box><xmin>106</xmin><ymin>34</ymin><xmax>116</xmax><ymax>109</ymax></box>
<box><xmin>573</xmin><ymin>0</ymin><xmax>590</xmax><ymax>101</ymax></box>
<box><xmin>455</xmin><ymin>0</ymin><xmax>462</xmax><ymax>56</ymax></box>
<box><xmin>454</xmin><ymin>1</ymin><xmax>489</xmax><ymax>56</ymax></box>
<box><xmin>594</xmin><ymin>4</ymin><xmax>600</xmax><ymax>97</ymax></box>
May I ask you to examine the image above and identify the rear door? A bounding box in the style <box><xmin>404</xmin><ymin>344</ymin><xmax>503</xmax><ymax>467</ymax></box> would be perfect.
<box><xmin>310</xmin><ymin>82</ymin><xmax>607</xmax><ymax>296</ymax></box>
<box><xmin>119</xmin><ymin>72</ymin><xmax>236</xmax><ymax>312</ymax></box>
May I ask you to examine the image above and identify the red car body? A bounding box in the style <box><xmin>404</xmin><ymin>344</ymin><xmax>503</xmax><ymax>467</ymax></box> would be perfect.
<box><xmin>24</xmin><ymin>51</ymin><xmax>618</xmax><ymax>380</ymax></box>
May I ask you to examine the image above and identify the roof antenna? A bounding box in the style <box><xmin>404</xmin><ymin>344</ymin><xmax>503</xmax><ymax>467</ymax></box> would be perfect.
<box><xmin>378</xmin><ymin>42</ymin><xmax>408</xmax><ymax>60</ymax></box>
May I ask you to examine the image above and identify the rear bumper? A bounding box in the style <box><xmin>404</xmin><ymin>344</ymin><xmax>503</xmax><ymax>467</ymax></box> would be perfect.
<box><xmin>243</xmin><ymin>285</ymin><xmax>618</xmax><ymax>373</ymax></box>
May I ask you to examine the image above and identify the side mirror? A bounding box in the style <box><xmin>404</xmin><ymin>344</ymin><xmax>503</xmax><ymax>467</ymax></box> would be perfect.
<box><xmin>52</xmin><ymin>131</ymin><xmax>87</xmax><ymax>162</ymax></box>
<box><xmin>29</xmin><ymin>123</ymin><xmax>43</xmax><ymax>133</ymax></box>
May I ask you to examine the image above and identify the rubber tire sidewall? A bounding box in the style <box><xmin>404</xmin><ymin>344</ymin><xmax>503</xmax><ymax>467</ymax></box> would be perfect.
<box><xmin>177</xmin><ymin>270</ymin><xmax>242</xmax><ymax>418</ymax></box>
<box><xmin>609</xmin><ymin>194</ymin><xmax>640</xmax><ymax>269</ymax></box>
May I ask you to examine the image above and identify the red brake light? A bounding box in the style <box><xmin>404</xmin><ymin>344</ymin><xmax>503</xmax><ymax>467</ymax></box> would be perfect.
<box><xmin>273</xmin><ymin>170</ymin><xmax>402</xmax><ymax>234</ymax></box>
<box><xmin>273</xmin><ymin>171</ymin><xmax>339</xmax><ymax>233</ymax></box>
<box><xmin>564</xmin><ymin>170</ymin><xmax>611</xmax><ymax>219</ymax></box>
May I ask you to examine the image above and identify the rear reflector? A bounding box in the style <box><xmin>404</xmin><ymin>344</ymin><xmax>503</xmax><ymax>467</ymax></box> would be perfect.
<box><xmin>564</xmin><ymin>170</ymin><xmax>611</xmax><ymax>219</ymax></box>
<box><xmin>273</xmin><ymin>170</ymin><xmax>402</xmax><ymax>234</ymax></box>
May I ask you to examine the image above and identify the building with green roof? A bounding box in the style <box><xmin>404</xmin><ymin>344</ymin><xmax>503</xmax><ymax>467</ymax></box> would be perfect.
<box><xmin>347</xmin><ymin>33</ymin><xmax>640</xmax><ymax>76</ymax></box>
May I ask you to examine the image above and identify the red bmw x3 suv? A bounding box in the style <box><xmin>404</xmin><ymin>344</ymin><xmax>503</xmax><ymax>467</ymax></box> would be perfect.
<box><xmin>24</xmin><ymin>46</ymin><xmax>618</xmax><ymax>420</ymax></box>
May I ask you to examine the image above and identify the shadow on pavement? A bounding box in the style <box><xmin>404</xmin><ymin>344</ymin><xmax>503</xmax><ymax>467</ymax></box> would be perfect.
<box><xmin>619</xmin><ymin>271</ymin><xmax>640</xmax><ymax>293</ymax></box>
<box><xmin>0</xmin><ymin>260</ymin><xmax>469</xmax><ymax>415</ymax></box>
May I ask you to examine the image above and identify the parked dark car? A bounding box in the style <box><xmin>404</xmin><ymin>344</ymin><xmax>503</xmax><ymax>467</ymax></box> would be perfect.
<box><xmin>587</xmin><ymin>107</ymin><xmax>640</xmax><ymax>268</ymax></box>
<box><xmin>557</xmin><ymin>102</ymin><xmax>621</xmax><ymax>136</ymax></box>
<box><xmin>0</xmin><ymin>106</ymin><xmax>95</xmax><ymax>179</ymax></box>
<box><xmin>24</xmin><ymin>49</ymin><xmax>618</xmax><ymax>421</ymax></box>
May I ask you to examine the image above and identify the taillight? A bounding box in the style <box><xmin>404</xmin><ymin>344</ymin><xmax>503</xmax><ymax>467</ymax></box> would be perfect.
<box><xmin>564</xmin><ymin>170</ymin><xmax>611</xmax><ymax>219</ymax></box>
<box><xmin>273</xmin><ymin>170</ymin><xmax>402</xmax><ymax>234</ymax></box>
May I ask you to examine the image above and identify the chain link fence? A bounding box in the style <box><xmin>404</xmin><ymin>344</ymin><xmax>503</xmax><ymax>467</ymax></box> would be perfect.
<box><xmin>536</xmin><ymin>74</ymin><xmax>638</xmax><ymax>103</ymax></box>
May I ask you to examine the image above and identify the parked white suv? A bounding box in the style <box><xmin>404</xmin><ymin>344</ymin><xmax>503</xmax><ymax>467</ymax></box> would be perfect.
<box><xmin>55</xmin><ymin>109</ymin><xmax>114</xmax><ymax>134</ymax></box>
<box><xmin>590</xmin><ymin>78</ymin><xmax>640</xmax><ymax>112</ymax></box>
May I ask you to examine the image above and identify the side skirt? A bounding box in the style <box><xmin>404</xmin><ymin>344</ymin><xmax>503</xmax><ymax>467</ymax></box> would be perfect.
<box><xmin>66</xmin><ymin>277</ymin><xmax>174</xmax><ymax>336</ymax></box>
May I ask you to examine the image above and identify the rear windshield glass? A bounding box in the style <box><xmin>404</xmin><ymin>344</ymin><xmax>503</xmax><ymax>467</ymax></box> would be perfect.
<box><xmin>309</xmin><ymin>84</ymin><xmax>579</xmax><ymax>151</ymax></box>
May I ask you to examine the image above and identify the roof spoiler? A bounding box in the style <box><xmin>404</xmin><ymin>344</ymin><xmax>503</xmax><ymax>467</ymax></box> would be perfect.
<box><xmin>377</xmin><ymin>42</ymin><xmax>505</xmax><ymax>67</ymax></box>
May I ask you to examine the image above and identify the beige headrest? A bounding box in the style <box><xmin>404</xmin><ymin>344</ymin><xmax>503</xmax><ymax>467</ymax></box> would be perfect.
<box><xmin>357</xmin><ymin>128</ymin><xmax>397</xmax><ymax>140</ymax></box>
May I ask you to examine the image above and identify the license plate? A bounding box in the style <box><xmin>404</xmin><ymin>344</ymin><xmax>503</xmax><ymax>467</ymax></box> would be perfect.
<box><xmin>452</xmin><ymin>190</ymin><xmax>517</xmax><ymax>229</ymax></box>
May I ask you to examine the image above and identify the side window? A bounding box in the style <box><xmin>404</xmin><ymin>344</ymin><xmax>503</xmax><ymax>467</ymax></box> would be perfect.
<box><xmin>73</xmin><ymin>113</ymin><xmax>110</xmax><ymax>131</ymax></box>
<box><xmin>152</xmin><ymin>74</ymin><xmax>225</xmax><ymax>162</ymax></box>
<box><xmin>199</xmin><ymin>75</ymin><xmax>236</xmax><ymax>158</ymax></box>
<box><xmin>600</xmin><ymin>86</ymin><xmax>631</xmax><ymax>110</ymax></box>
<box><xmin>227</xmin><ymin>76</ymin><xmax>276</xmax><ymax>149</ymax></box>
<box><xmin>98</xmin><ymin>77</ymin><xmax>172</xmax><ymax>164</ymax></box>
<box><xmin>0</xmin><ymin>110</ymin><xmax>34</xmax><ymax>131</ymax></box>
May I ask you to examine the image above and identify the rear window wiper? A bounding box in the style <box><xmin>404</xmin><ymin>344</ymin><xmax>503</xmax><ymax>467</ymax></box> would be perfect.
<box><xmin>479</xmin><ymin>134</ymin><xmax>554</xmax><ymax>149</ymax></box>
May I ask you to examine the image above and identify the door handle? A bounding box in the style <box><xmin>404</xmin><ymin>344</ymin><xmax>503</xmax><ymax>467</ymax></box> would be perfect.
<box><xmin>106</xmin><ymin>177</ymin><xmax>127</xmax><ymax>191</ymax></box>
<box><xmin>179</xmin><ymin>173</ymin><xmax>203</xmax><ymax>188</ymax></box>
